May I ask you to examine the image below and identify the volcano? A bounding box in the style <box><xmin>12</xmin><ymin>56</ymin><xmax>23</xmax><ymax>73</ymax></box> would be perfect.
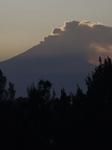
<box><xmin>0</xmin><ymin>43</ymin><xmax>95</xmax><ymax>98</ymax></box>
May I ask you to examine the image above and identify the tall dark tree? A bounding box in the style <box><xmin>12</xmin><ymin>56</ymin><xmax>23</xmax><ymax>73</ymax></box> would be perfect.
<box><xmin>38</xmin><ymin>79</ymin><xmax>52</xmax><ymax>101</ymax></box>
<box><xmin>0</xmin><ymin>69</ymin><xmax>7</xmax><ymax>101</ymax></box>
<box><xmin>27</xmin><ymin>79</ymin><xmax>52</xmax><ymax>109</ymax></box>
<box><xmin>85</xmin><ymin>57</ymin><xmax>112</xmax><ymax>110</ymax></box>
<box><xmin>8</xmin><ymin>82</ymin><xmax>16</xmax><ymax>101</ymax></box>
<box><xmin>60</xmin><ymin>88</ymin><xmax>67</xmax><ymax>102</ymax></box>
<box><xmin>0</xmin><ymin>69</ymin><xmax>15</xmax><ymax>101</ymax></box>
<box><xmin>74</xmin><ymin>84</ymin><xmax>86</xmax><ymax>106</ymax></box>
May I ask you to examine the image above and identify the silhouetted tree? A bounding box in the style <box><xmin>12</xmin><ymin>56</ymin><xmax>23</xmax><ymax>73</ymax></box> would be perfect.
<box><xmin>60</xmin><ymin>88</ymin><xmax>67</xmax><ymax>102</ymax></box>
<box><xmin>38</xmin><ymin>79</ymin><xmax>52</xmax><ymax>101</ymax></box>
<box><xmin>74</xmin><ymin>84</ymin><xmax>86</xmax><ymax>106</ymax></box>
<box><xmin>0</xmin><ymin>69</ymin><xmax>15</xmax><ymax>101</ymax></box>
<box><xmin>84</xmin><ymin>57</ymin><xmax>112</xmax><ymax>149</ymax></box>
<box><xmin>27</xmin><ymin>79</ymin><xmax>53</xmax><ymax>120</ymax></box>
<box><xmin>27</xmin><ymin>79</ymin><xmax>52</xmax><ymax>103</ymax></box>
<box><xmin>86</xmin><ymin>57</ymin><xmax>112</xmax><ymax>110</ymax></box>
<box><xmin>8</xmin><ymin>82</ymin><xmax>16</xmax><ymax>101</ymax></box>
<box><xmin>51</xmin><ymin>89</ymin><xmax>56</xmax><ymax>101</ymax></box>
<box><xmin>0</xmin><ymin>69</ymin><xmax>7</xmax><ymax>101</ymax></box>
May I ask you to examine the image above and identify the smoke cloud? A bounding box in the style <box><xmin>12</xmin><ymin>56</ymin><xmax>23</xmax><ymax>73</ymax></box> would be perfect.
<box><xmin>39</xmin><ymin>20</ymin><xmax>112</xmax><ymax>64</ymax></box>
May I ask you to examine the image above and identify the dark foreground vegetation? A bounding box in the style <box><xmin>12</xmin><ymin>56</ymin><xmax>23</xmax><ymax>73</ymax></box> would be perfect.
<box><xmin>1</xmin><ymin>57</ymin><xmax>112</xmax><ymax>149</ymax></box>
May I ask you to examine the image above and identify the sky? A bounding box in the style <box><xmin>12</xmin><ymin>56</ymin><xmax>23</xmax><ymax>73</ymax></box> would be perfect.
<box><xmin>1</xmin><ymin>0</ymin><xmax>112</xmax><ymax>62</ymax></box>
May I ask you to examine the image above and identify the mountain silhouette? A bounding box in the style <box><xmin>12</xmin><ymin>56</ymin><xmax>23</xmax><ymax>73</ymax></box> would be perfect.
<box><xmin>0</xmin><ymin>44</ymin><xmax>95</xmax><ymax>98</ymax></box>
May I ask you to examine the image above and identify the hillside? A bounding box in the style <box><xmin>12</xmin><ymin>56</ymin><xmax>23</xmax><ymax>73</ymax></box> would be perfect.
<box><xmin>0</xmin><ymin>44</ymin><xmax>95</xmax><ymax>97</ymax></box>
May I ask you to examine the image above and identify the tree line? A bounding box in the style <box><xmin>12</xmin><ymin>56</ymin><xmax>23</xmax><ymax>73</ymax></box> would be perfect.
<box><xmin>1</xmin><ymin>57</ymin><xmax>112</xmax><ymax>149</ymax></box>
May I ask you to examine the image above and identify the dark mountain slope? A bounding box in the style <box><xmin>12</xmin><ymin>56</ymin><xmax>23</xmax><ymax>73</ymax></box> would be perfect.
<box><xmin>0</xmin><ymin>45</ymin><xmax>95</xmax><ymax>97</ymax></box>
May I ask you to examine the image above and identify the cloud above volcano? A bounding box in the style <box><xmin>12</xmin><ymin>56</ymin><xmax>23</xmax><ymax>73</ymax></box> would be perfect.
<box><xmin>39</xmin><ymin>20</ymin><xmax>112</xmax><ymax>64</ymax></box>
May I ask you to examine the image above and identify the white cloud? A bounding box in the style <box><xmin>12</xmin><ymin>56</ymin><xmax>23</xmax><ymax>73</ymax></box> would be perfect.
<box><xmin>39</xmin><ymin>20</ymin><xmax>112</xmax><ymax>65</ymax></box>
<box><xmin>51</xmin><ymin>28</ymin><xmax>62</xmax><ymax>35</ymax></box>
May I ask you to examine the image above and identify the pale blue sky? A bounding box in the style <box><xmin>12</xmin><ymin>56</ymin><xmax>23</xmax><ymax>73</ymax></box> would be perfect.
<box><xmin>0</xmin><ymin>0</ymin><xmax>112</xmax><ymax>61</ymax></box>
